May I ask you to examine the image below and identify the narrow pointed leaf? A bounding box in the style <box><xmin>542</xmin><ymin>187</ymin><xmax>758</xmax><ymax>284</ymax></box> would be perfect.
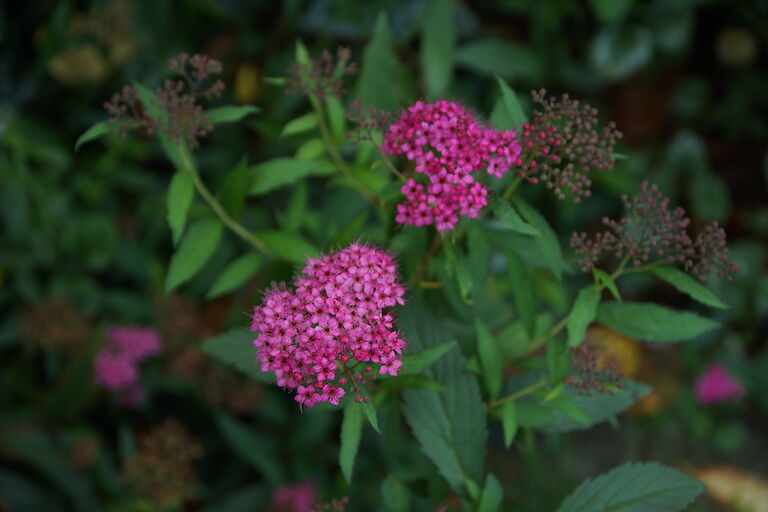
<box><xmin>206</xmin><ymin>105</ymin><xmax>260</xmax><ymax>125</ymax></box>
<box><xmin>596</xmin><ymin>302</ymin><xmax>720</xmax><ymax>342</ymax></box>
<box><xmin>476</xmin><ymin>319</ymin><xmax>503</xmax><ymax>399</ymax></box>
<box><xmin>478</xmin><ymin>474</ymin><xmax>503</xmax><ymax>512</ymax></box>
<box><xmin>340</xmin><ymin>400</ymin><xmax>364</xmax><ymax>483</ymax></box>
<box><xmin>421</xmin><ymin>0</ymin><xmax>455</xmax><ymax>98</ymax></box>
<box><xmin>167</xmin><ymin>169</ymin><xmax>195</xmax><ymax>245</ymax></box>
<box><xmin>501</xmin><ymin>402</ymin><xmax>518</xmax><ymax>447</ymax></box>
<box><xmin>495</xmin><ymin>74</ymin><xmax>527</xmax><ymax>129</ymax></box>
<box><xmin>165</xmin><ymin>218</ymin><xmax>223</xmax><ymax>292</ymax></box>
<box><xmin>362</xmin><ymin>401</ymin><xmax>380</xmax><ymax>433</ymax></box>
<box><xmin>512</xmin><ymin>197</ymin><xmax>563</xmax><ymax>280</ymax></box>
<box><xmin>400</xmin><ymin>341</ymin><xmax>455</xmax><ymax>375</ymax></box>
<box><xmin>651</xmin><ymin>266</ymin><xmax>728</xmax><ymax>309</ymax></box>
<box><xmin>200</xmin><ymin>328</ymin><xmax>274</xmax><ymax>383</ymax></box>
<box><xmin>74</xmin><ymin>121</ymin><xmax>111</xmax><ymax>151</ymax></box>
<box><xmin>490</xmin><ymin>197</ymin><xmax>540</xmax><ymax>236</ymax></box>
<box><xmin>207</xmin><ymin>253</ymin><xmax>263</xmax><ymax>298</ymax></box>
<box><xmin>567</xmin><ymin>285</ymin><xmax>601</xmax><ymax>347</ymax></box>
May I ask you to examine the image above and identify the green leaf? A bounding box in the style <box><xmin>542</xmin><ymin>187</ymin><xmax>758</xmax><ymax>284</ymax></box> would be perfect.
<box><xmin>280</xmin><ymin>113</ymin><xmax>318</xmax><ymax>137</ymax></box>
<box><xmin>400</xmin><ymin>341</ymin><xmax>456</xmax><ymax>375</ymax></box>
<box><xmin>381</xmin><ymin>474</ymin><xmax>411</xmax><ymax>512</ymax></box>
<box><xmin>255</xmin><ymin>231</ymin><xmax>318</xmax><ymax>264</ymax></box>
<box><xmin>651</xmin><ymin>266</ymin><xmax>727</xmax><ymax>309</ymax></box>
<box><xmin>512</xmin><ymin>197</ymin><xmax>563</xmax><ymax>280</ymax></box>
<box><xmin>456</xmin><ymin>38</ymin><xmax>542</xmax><ymax>80</ymax></box>
<box><xmin>280</xmin><ymin>181</ymin><xmax>308</xmax><ymax>232</ymax></box>
<box><xmin>444</xmin><ymin>240</ymin><xmax>474</xmax><ymax>302</ymax></box>
<box><xmin>218</xmin><ymin>157</ymin><xmax>249</xmax><ymax>219</ymax></box>
<box><xmin>476</xmin><ymin>319</ymin><xmax>503</xmax><ymax>399</ymax></box>
<box><xmin>165</xmin><ymin>217</ymin><xmax>223</xmax><ymax>292</ymax></box>
<box><xmin>494</xmin><ymin>75</ymin><xmax>527</xmax><ymax>129</ymax></box>
<box><xmin>555</xmin><ymin>462</ymin><xmax>705</xmax><ymax>512</ymax></box>
<box><xmin>248</xmin><ymin>158</ymin><xmax>334</xmax><ymax>195</ymax></box>
<box><xmin>589</xmin><ymin>0</ymin><xmax>634</xmax><ymax>24</ymax></box>
<box><xmin>200</xmin><ymin>328</ymin><xmax>274</xmax><ymax>383</ymax></box>
<box><xmin>402</xmin><ymin>347</ymin><xmax>486</xmax><ymax>495</ymax></box>
<box><xmin>506</xmin><ymin>251</ymin><xmax>536</xmax><ymax>337</ymax></box>
<box><xmin>326</xmin><ymin>96</ymin><xmax>346</xmax><ymax>140</ymax></box>
<box><xmin>468</xmin><ymin>223</ymin><xmax>491</xmax><ymax>296</ymax></box>
<box><xmin>547</xmin><ymin>337</ymin><xmax>570</xmax><ymax>385</ymax></box>
<box><xmin>340</xmin><ymin>400</ymin><xmax>364</xmax><ymax>483</ymax></box>
<box><xmin>362</xmin><ymin>401</ymin><xmax>380</xmax><ymax>433</ymax></box>
<box><xmin>421</xmin><ymin>0</ymin><xmax>456</xmax><ymax>98</ymax></box>
<box><xmin>215</xmin><ymin>413</ymin><xmax>282</xmax><ymax>484</ymax></box>
<box><xmin>207</xmin><ymin>253</ymin><xmax>263</xmax><ymax>298</ymax></box>
<box><xmin>206</xmin><ymin>105</ymin><xmax>261</xmax><ymax>125</ymax></box>
<box><xmin>74</xmin><ymin>120</ymin><xmax>111</xmax><ymax>151</ymax></box>
<box><xmin>567</xmin><ymin>285</ymin><xmax>601</xmax><ymax>347</ymax></box>
<box><xmin>548</xmin><ymin>395</ymin><xmax>591</xmax><ymax>425</ymax></box>
<box><xmin>590</xmin><ymin>26</ymin><xmax>653</xmax><ymax>81</ymax></box>
<box><xmin>356</xmin><ymin>13</ymin><xmax>401</xmax><ymax>112</ymax></box>
<box><xmin>596</xmin><ymin>302</ymin><xmax>720</xmax><ymax>342</ymax></box>
<box><xmin>478</xmin><ymin>474</ymin><xmax>503</xmax><ymax>512</ymax></box>
<box><xmin>489</xmin><ymin>197</ymin><xmax>540</xmax><ymax>236</ymax></box>
<box><xmin>166</xmin><ymin>170</ymin><xmax>195</xmax><ymax>245</ymax></box>
<box><xmin>500</xmin><ymin>402</ymin><xmax>518</xmax><ymax>448</ymax></box>
<box><xmin>593</xmin><ymin>268</ymin><xmax>621</xmax><ymax>301</ymax></box>
<box><xmin>379</xmin><ymin>374</ymin><xmax>447</xmax><ymax>391</ymax></box>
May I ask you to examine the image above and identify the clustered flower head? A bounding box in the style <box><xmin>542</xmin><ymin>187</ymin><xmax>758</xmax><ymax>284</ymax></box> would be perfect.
<box><xmin>345</xmin><ymin>100</ymin><xmax>393</xmax><ymax>144</ymax></box>
<box><xmin>382</xmin><ymin>100</ymin><xmax>522</xmax><ymax>231</ymax></box>
<box><xmin>104</xmin><ymin>52</ymin><xmax>225</xmax><ymax>148</ymax></box>
<box><xmin>21</xmin><ymin>299</ymin><xmax>91</xmax><ymax>351</ymax></box>
<box><xmin>286</xmin><ymin>46</ymin><xmax>357</xmax><ymax>100</ymax></box>
<box><xmin>565</xmin><ymin>341</ymin><xmax>624</xmax><ymax>395</ymax></box>
<box><xmin>123</xmin><ymin>419</ymin><xmax>203</xmax><ymax>508</ymax></box>
<box><xmin>517</xmin><ymin>89</ymin><xmax>623</xmax><ymax>201</ymax></box>
<box><xmin>570</xmin><ymin>181</ymin><xmax>738</xmax><ymax>281</ymax></box>
<box><xmin>93</xmin><ymin>326</ymin><xmax>162</xmax><ymax>407</ymax></box>
<box><xmin>251</xmin><ymin>243</ymin><xmax>406</xmax><ymax>408</ymax></box>
<box><xmin>695</xmin><ymin>363</ymin><xmax>744</xmax><ymax>405</ymax></box>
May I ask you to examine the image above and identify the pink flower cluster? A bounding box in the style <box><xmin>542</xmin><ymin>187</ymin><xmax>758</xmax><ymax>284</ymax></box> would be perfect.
<box><xmin>251</xmin><ymin>243</ymin><xmax>406</xmax><ymax>408</ymax></box>
<box><xmin>269</xmin><ymin>482</ymin><xmax>316</xmax><ymax>512</ymax></box>
<box><xmin>93</xmin><ymin>326</ymin><xmax>162</xmax><ymax>407</ymax></box>
<box><xmin>382</xmin><ymin>100</ymin><xmax>522</xmax><ymax>231</ymax></box>
<box><xmin>695</xmin><ymin>363</ymin><xmax>744</xmax><ymax>405</ymax></box>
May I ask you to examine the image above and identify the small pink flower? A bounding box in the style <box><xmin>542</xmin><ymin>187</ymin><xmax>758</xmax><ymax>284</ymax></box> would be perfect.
<box><xmin>93</xmin><ymin>352</ymin><xmax>138</xmax><ymax>391</ymax></box>
<box><xmin>106</xmin><ymin>326</ymin><xmax>162</xmax><ymax>362</ymax></box>
<box><xmin>269</xmin><ymin>481</ymin><xmax>316</xmax><ymax>512</ymax></box>
<box><xmin>252</xmin><ymin>243</ymin><xmax>406</xmax><ymax>407</ymax></box>
<box><xmin>695</xmin><ymin>363</ymin><xmax>744</xmax><ymax>405</ymax></box>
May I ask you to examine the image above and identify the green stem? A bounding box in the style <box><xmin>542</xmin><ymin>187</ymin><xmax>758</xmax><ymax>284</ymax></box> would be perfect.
<box><xmin>501</xmin><ymin>177</ymin><xmax>523</xmax><ymax>200</ymax></box>
<box><xmin>177</xmin><ymin>144</ymin><xmax>271</xmax><ymax>255</ymax></box>
<box><xmin>487</xmin><ymin>378</ymin><xmax>548</xmax><ymax>411</ymax></box>
<box><xmin>312</xmin><ymin>100</ymin><xmax>379</xmax><ymax>206</ymax></box>
<box><xmin>375</xmin><ymin>143</ymin><xmax>407</xmax><ymax>182</ymax></box>
<box><xmin>413</xmin><ymin>231</ymin><xmax>444</xmax><ymax>285</ymax></box>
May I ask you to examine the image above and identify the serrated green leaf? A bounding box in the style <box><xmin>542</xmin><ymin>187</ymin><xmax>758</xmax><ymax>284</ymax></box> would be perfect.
<box><xmin>567</xmin><ymin>285</ymin><xmax>601</xmax><ymax>347</ymax></box>
<box><xmin>362</xmin><ymin>401</ymin><xmax>380</xmax><ymax>433</ymax></box>
<box><xmin>548</xmin><ymin>394</ymin><xmax>591</xmax><ymax>425</ymax></box>
<box><xmin>165</xmin><ymin>217</ymin><xmax>223</xmax><ymax>292</ymax></box>
<box><xmin>207</xmin><ymin>253</ymin><xmax>263</xmax><ymax>298</ymax></box>
<box><xmin>596</xmin><ymin>302</ymin><xmax>720</xmax><ymax>342</ymax></box>
<box><xmin>400</xmin><ymin>304</ymin><xmax>486</xmax><ymax>496</ymax></box>
<box><xmin>501</xmin><ymin>402</ymin><xmax>518</xmax><ymax>448</ymax></box>
<box><xmin>215</xmin><ymin>413</ymin><xmax>281</xmax><ymax>484</ymax></box>
<box><xmin>167</xmin><ymin>169</ymin><xmax>195</xmax><ymax>245</ymax></box>
<box><xmin>456</xmin><ymin>38</ymin><xmax>542</xmax><ymax>80</ymax></box>
<box><xmin>512</xmin><ymin>197</ymin><xmax>563</xmax><ymax>280</ymax></box>
<box><xmin>255</xmin><ymin>231</ymin><xmax>318</xmax><ymax>264</ymax></box>
<box><xmin>476</xmin><ymin>319</ymin><xmax>503</xmax><ymax>399</ymax></box>
<box><xmin>490</xmin><ymin>197</ymin><xmax>540</xmax><ymax>236</ymax></box>
<box><xmin>506</xmin><ymin>250</ymin><xmax>536</xmax><ymax>337</ymax></box>
<box><xmin>478</xmin><ymin>474</ymin><xmax>503</xmax><ymax>512</ymax></box>
<box><xmin>206</xmin><ymin>105</ymin><xmax>260</xmax><ymax>125</ymax></box>
<box><xmin>74</xmin><ymin>120</ymin><xmax>111</xmax><ymax>151</ymax></box>
<box><xmin>248</xmin><ymin>158</ymin><xmax>334</xmax><ymax>195</ymax></box>
<box><xmin>400</xmin><ymin>341</ymin><xmax>455</xmax><ymax>375</ymax></box>
<box><xmin>421</xmin><ymin>0</ymin><xmax>455</xmax><ymax>98</ymax></box>
<box><xmin>555</xmin><ymin>462</ymin><xmax>705</xmax><ymax>512</ymax></box>
<box><xmin>651</xmin><ymin>266</ymin><xmax>727</xmax><ymax>309</ymax></box>
<box><xmin>200</xmin><ymin>328</ymin><xmax>274</xmax><ymax>383</ymax></box>
<box><xmin>356</xmin><ymin>13</ymin><xmax>401</xmax><ymax>112</ymax></box>
<box><xmin>494</xmin><ymin>75</ymin><xmax>527</xmax><ymax>129</ymax></box>
<box><xmin>340</xmin><ymin>400</ymin><xmax>364</xmax><ymax>483</ymax></box>
<box><xmin>281</xmin><ymin>113</ymin><xmax>318</xmax><ymax>136</ymax></box>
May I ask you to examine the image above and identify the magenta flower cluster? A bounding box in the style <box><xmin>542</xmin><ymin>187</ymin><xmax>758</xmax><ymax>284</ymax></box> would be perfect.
<box><xmin>382</xmin><ymin>100</ymin><xmax>522</xmax><ymax>231</ymax></box>
<box><xmin>93</xmin><ymin>326</ymin><xmax>162</xmax><ymax>407</ymax></box>
<box><xmin>251</xmin><ymin>243</ymin><xmax>407</xmax><ymax>408</ymax></box>
<box><xmin>695</xmin><ymin>363</ymin><xmax>744</xmax><ymax>405</ymax></box>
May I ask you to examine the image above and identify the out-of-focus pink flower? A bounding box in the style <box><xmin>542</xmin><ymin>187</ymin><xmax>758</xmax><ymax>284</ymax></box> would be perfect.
<box><xmin>695</xmin><ymin>363</ymin><xmax>744</xmax><ymax>404</ymax></box>
<box><xmin>106</xmin><ymin>326</ymin><xmax>162</xmax><ymax>362</ymax></box>
<box><xmin>94</xmin><ymin>351</ymin><xmax>139</xmax><ymax>391</ymax></box>
<box><xmin>269</xmin><ymin>482</ymin><xmax>317</xmax><ymax>512</ymax></box>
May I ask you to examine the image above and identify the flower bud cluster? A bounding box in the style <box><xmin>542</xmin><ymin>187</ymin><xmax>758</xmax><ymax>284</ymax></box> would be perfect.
<box><xmin>519</xmin><ymin>89</ymin><xmax>622</xmax><ymax>201</ymax></box>
<box><xmin>565</xmin><ymin>342</ymin><xmax>624</xmax><ymax>396</ymax></box>
<box><xmin>105</xmin><ymin>52</ymin><xmax>225</xmax><ymax>148</ymax></box>
<box><xmin>570</xmin><ymin>181</ymin><xmax>738</xmax><ymax>280</ymax></box>
<box><xmin>251</xmin><ymin>243</ymin><xmax>406</xmax><ymax>408</ymax></box>
<box><xmin>286</xmin><ymin>46</ymin><xmax>357</xmax><ymax>100</ymax></box>
<box><xmin>382</xmin><ymin>100</ymin><xmax>522</xmax><ymax>231</ymax></box>
<box><xmin>93</xmin><ymin>326</ymin><xmax>162</xmax><ymax>407</ymax></box>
